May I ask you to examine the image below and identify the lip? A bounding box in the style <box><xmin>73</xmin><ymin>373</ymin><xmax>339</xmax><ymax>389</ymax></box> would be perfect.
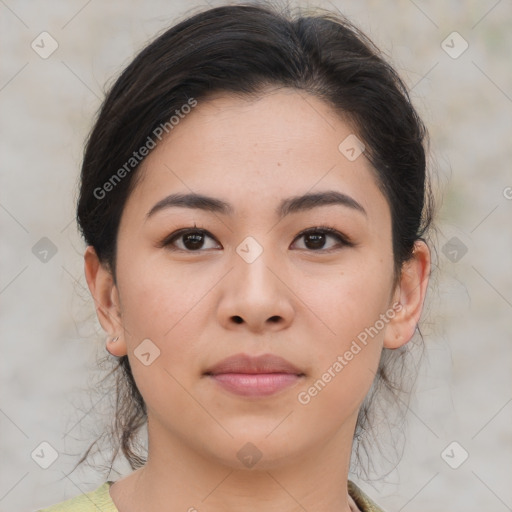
<box><xmin>204</xmin><ymin>353</ymin><xmax>304</xmax><ymax>375</ymax></box>
<box><xmin>204</xmin><ymin>353</ymin><xmax>305</xmax><ymax>397</ymax></box>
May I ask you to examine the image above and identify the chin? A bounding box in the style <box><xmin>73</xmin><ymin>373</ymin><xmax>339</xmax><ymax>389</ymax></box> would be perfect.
<box><xmin>201</xmin><ymin>427</ymin><xmax>308</xmax><ymax>472</ymax></box>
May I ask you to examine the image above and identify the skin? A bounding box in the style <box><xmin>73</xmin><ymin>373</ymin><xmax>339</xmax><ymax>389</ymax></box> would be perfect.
<box><xmin>85</xmin><ymin>88</ymin><xmax>430</xmax><ymax>512</ymax></box>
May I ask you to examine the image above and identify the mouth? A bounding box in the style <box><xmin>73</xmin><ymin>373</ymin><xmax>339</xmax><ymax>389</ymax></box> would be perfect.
<box><xmin>203</xmin><ymin>353</ymin><xmax>305</xmax><ymax>397</ymax></box>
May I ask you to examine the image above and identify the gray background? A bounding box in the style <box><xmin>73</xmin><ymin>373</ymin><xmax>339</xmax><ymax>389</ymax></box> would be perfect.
<box><xmin>1</xmin><ymin>0</ymin><xmax>511</xmax><ymax>510</ymax></box>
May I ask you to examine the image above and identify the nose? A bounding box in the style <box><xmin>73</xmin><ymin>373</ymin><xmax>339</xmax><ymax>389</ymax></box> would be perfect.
<box><xmin>217</xmin><ymin>246</ymin><xmax>295</xmax><ymax>334</ymax></box>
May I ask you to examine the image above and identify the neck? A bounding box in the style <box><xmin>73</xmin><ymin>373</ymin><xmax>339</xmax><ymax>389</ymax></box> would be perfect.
<box><xmin>110</xmin><ymin>414</ymin><xmax>359</xmax><ymax>512</ymax></box>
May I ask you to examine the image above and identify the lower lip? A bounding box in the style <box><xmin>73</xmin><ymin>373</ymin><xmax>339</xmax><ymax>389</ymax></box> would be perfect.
<box><xmin>207</xmin><ymin>373</ymin><xmax>302</xmax><ymax>397</ymax></box>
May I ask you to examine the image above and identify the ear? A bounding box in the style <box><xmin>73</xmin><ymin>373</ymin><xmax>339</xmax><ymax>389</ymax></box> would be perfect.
<box><xmin>84</xmin><ymin>246</ymin><xmax>127</xmax><ymax>357</ymax></box>
<box><xmin>383</xmin><ymin>240</ymin><xmax>431</xmax><ymax>349</ymax></box>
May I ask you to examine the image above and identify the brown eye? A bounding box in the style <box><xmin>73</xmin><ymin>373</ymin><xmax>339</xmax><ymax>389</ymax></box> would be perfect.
<box><xmin>303</xmin><ymin>232</ymin><xmax>329</xmax><ymax>250</ymax></box>
<box><xmin>160</xmin><ymin>226</ymin><xmax>353</xmax><ymax>253</ymax></box>
<box><xmin>162</xmin><ymin>229</ymin><xmax>220</xmax><ymax>251</ymax></box>
<box><xmin>291</xmin><ymin>227</ymin><xmax>353</xmax><ymax>251</ymax></box>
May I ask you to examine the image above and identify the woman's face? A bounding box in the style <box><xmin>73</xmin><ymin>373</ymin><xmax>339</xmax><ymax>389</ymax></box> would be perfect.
<box><xmin>90</xmin><ymin>88</ymin><xmax>426</xmax><ymax>470</ymax></box>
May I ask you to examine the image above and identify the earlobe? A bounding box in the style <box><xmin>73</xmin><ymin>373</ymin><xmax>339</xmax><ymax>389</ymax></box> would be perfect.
<box><xmin>84</xmin><ymin>246</ymin><xmax>127</xmax><ymax>357</ymax></box>
<box><xmin>383</xmin><ymin>240</ymin><xmax>431</xmax><ymax>349</ymax></box>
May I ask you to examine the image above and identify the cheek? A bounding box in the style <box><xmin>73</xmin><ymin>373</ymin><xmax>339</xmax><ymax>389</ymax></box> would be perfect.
<box><xmin>297</xmin><ymin>285</ymin><xmax>387</xmax><ymax>425</ymax></box>
<box><xmin>115</xmin><ymin>253</ymin><xmax>215</xmax><ymax>388</ymax></box>
<box><xmin>115</xmin><ymin>258</ymin><xmax>208</xmax><ymax>414</ymax></box>
<box><xmin>300</xmin><ymin>255</ymin><xmax>393</xmax><ymax>398</ymax></box>
<box><xmin>116</xmin><ymin>251</ymin><xmax>206</xmax><ymax>338</ymax></box>
<box><xmin>309</xmin><ymin>261</ymin><xmax>393</xmax><ymax>345</ymax></box>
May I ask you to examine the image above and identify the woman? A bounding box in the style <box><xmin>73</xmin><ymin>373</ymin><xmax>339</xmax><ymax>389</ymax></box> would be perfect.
<box><xmin>38</xmin><ymin>2</ymin><xmax>433</xmax><ymax>511</ymax></box>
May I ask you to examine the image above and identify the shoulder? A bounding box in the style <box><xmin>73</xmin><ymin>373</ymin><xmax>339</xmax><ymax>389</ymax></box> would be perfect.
<box><xmin>348</xmin><ymin>480</ymin><xmax>387</xmax><ymax>512</ymax></box>
<box><xmin>36</xmin><ymin>481</ymin><xmax>117</xmax><ymax>512</ymax></box>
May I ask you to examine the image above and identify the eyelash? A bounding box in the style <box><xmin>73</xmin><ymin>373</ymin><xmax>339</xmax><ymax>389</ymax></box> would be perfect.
<box><xmin>158</xmin><ymin>223</ymin><xmax>355</xmax><ymax>253</ymax></box>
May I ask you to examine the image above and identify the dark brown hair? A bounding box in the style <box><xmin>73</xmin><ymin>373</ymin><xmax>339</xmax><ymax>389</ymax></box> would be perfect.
<box><xmin>73</xmin><ymin>1</ymin><xmax>435</xmax><ymax>479</ymax></box>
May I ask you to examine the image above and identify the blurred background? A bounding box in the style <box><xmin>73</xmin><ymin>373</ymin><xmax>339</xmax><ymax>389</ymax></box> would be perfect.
<box><xmin>1</xmin><ymin>0</ymin><xmax>511</xmax><ymax>510</ymax></box>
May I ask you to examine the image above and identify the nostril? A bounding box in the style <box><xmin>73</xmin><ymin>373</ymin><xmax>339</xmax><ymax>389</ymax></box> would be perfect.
<box><xmin>232</xmin><ymin>316</ymin><xmax>243</xmax><ymax>324</ymax></box>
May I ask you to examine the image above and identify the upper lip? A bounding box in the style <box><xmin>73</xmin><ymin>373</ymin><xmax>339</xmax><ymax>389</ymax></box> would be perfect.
<box><xmin>204</xmin><ymin>353</ymin><xmax>304</xmax><ymax>376</ymax></box>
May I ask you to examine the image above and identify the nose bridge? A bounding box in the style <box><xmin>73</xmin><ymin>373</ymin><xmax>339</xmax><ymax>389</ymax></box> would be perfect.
<box><xmin>215</xmin><ymin>227</ymin><xmax>296</xmax><ymax>333</ymax></box>
<box><xmin>234</xmin><ymin>234</ymin><xmax>277</xmax><ymax>291</ymax></box>
<box><xmin>226</xmin><ymin>232</ymin><xmax>292</xmax><ymax>320</ymax></box>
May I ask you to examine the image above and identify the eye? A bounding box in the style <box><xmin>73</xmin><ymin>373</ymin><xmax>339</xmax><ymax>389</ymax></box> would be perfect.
<box><xmin>159</xmin><ymin>225</ymin><xmax>353</xmax><ymax>253</ymax></box>
<box><xmin>291</xmin><ymin>226</ymin><xmax>354</xmax><ymax>252</ymax></box>
<box><xmin>160</xmin><ymin>227</ymin><xmax>220</xmax><ymax>252</ymax></box>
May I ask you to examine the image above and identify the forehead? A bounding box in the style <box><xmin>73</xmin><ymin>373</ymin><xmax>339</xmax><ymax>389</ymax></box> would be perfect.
<box><xmin>177</xmin><ymin>88</ymin><xmax>352</xmax><ymax>157</ymax></box>
<box><xmin>122</xmin><ymin>89</ymin><xmax>390</xmax><ymax>225</ymax></box>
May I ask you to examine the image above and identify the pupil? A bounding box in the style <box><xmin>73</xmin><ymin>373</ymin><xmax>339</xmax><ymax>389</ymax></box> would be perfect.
<box><xmin>306</xmin><ymin>233</ymin><xmax>325</xmax><ymax>249</ymax></box>
<box><xmin>184</xmin><ymin>233</ymin><xmax>203</xmax><ymax>249</ymax></box>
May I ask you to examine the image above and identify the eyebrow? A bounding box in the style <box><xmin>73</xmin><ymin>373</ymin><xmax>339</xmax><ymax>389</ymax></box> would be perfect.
<box><xmin>146</xmin><ymin>190</ymin><xmax>367</xmax><ymax>220</ymax></box>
